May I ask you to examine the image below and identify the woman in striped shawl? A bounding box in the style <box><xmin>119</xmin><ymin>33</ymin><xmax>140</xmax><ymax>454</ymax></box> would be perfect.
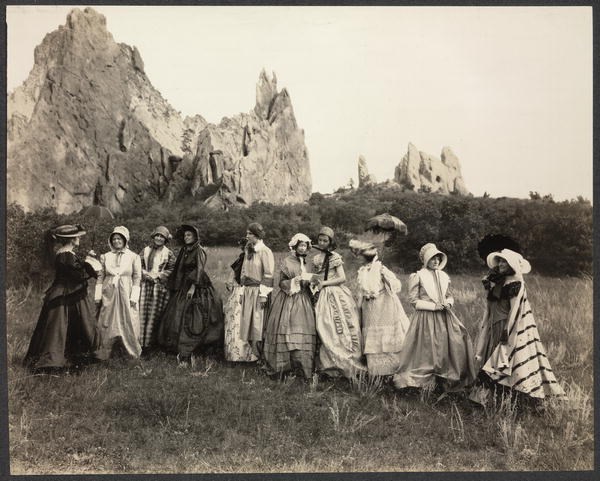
<box><xmin>473</xmin><ymin>249</ymin><xmax>564</xmax><ymax>401</ymax></box>
<box><xmin>138</xmin><ymin>226</ymin><xmax>176</xmax><ymax>354</ymax></box>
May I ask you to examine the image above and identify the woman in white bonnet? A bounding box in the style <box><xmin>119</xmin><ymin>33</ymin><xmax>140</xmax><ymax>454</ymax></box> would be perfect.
<box><xmin>393</xmin><ymin>243</ymin><xmax>476</xmax><ymax>393</ymax></box>
<box><xmin>263</xmin><ymin>233</ymin><xmax>317</xmax><ymax>379</ymax></box>
<box><xmin>93</xmin><ymin>225</ymin><xmax>143</xmax><ymax>360</ymax></box>
<box><xmin>472</xmin><ymin>249</ymin><xmax>564</xmax><ymax>401</ymax></box>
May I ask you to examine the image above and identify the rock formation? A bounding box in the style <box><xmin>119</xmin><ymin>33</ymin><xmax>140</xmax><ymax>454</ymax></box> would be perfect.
<box><xmin>7</xmin><ymin>7</ymin><xmax>311</xmax><ymax>213</ymax></box>
<box><xmin>357</xmin><ymin>155</ymin><xmax>377</xmax><ymax>187</ymax></box>
<box><xmin>186</xmin><ymin>70</ymin><xmax>311</xmax><ymax>210</ymax></box>
<box><xmin>393</xmin><ymin>143</ymin><xmax>469</xmax><ymax>195</ymax></box>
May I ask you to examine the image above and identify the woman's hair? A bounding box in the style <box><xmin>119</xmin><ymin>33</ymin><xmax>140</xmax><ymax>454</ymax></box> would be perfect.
<box><xmin>361</xmin><ymin>253</ymin><xmax>377</xmax><ymax>263</ymax></box>
<box><xmin>318</xmin><ymin>234</ymin><xmax>337</xmax><ymax>251</ymax></box>
<box><xmin>43</xmin><ymin>230</ymin><xmax>73</xmax><ymax>267</ymax></box>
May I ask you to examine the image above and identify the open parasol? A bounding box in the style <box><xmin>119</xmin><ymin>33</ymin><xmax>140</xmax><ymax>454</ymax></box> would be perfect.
<box><xmin>83</xmin><ymin>205</ymin><xmax>114</xmax><ymax>249</ymax></box>
<box><xmin>353</xmin><ymin>213</ymin><xmax>408</xmax><ymax>260</ymax></box>
<box><xmin>477</xmin><ymin>234</ymin><xmax>522</xmax><ymax>261</ymax></box>
<box><xmin>365</xmin><ymin>213</ymin><xmax>408</xmax><ymax>235</ymax></box>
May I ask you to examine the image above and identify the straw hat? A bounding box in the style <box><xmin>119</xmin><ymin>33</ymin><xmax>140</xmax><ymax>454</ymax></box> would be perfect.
<box><xmin>487</xmin><ymin>248</ymin><xmax>531</xmax><ymax>276</ymax></box>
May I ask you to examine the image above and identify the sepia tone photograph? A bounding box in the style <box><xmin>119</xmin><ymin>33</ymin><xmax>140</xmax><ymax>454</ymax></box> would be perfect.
<box><xmin>4</xmin><ymin>4</ymin><xmax>594</xmax><ymax>476</ymax></box>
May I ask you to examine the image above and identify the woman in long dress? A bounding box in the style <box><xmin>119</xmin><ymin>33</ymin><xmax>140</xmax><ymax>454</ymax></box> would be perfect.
<box><xmin>472</xmin><ymin>249</ymin><xmax>564</xmax><ymax>401</ymax></box>
<box><xmin>138</xmin><ymin>226</ymin><xmax>176</xmax><ymax>354</ymax></box>
<box><xmin>224</xmin><ymin>237</ymin><xmax>257</xmax><ymax>362</ymax></box>
<box><xmin>24</xmin><ymin>224</ymin><xmax>99</xmax><ymax>372</ymax></box>
<box><xmin>156</xmin><ymin>224</ymin><xmax>223</xmax><ymax>366</ymax></box>
<box><xmin>263</xmin><ymin>233</ymin><xmax>317</xmax><ymax>379</ymax></box>
<box><xmin>93</xmin><ymin>226</ymin><xmax>143</xmax><ymax>360</ymax></box>
<box><xmin>311</xmin><ymin>227</ymin><xmax>366</xmax><ymax>378</ymax></box>
<box><xmin>350</xmin><ymin>239</ymin><xmax>410</xmax><ymax>377</ymax></box>
<box><xmin>393</xmin><ymin>243</ymin><xmax>476</xmax><ymax>392</ymax></box>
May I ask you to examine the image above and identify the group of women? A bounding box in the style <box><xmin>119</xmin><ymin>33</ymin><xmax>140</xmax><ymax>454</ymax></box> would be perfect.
<box><xmin>24</xmin><ymin>221</ymin><xmax>565</xmax><ymax>405</ymax></box>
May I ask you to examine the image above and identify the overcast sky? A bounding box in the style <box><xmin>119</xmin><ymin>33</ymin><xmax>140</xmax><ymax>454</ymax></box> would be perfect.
<box><xmin>7</xmin><ymin>5</ymin><xmax>593</xmax><ymax>200</ymax></box>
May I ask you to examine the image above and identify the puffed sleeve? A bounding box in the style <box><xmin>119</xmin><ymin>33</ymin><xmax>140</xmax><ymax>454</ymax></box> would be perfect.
<box><xmin>381</xmin><ymin>265</ymin><xmax>402</xmax><ymax>294</ymax></box>
<box><xmin>130</xmin><ymin>253</ymin><xmax>142</xmax><ymax>303</ymax></box>
<box><xmin>501</xmin><ymin>281</ymin><xmax>522</xmax><ymax>299</ymax></box>
<box><xmin>259</xmin><ymin>248</ymin><xmax>275</xmax><ymax>298</ymax></box>
<box><xmin>409</xmin><ymin>272</ymin><xmax>438</xmax><ymax>311</ymax></box>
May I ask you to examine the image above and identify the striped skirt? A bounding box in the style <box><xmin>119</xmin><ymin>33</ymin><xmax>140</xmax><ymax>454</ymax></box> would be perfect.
<box><xmin>480</xmin><ymin>289</ymin><xmax>564</xmax><ymax>398</ymax></box>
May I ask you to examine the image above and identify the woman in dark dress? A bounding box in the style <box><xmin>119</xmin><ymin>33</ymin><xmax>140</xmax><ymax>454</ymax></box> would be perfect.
<box><xmin>156</xmin><ymin>224</ymin><xmax>224</xmax><ymax>366</ymax></box>
<box><xmin>24</xmin><ymin>224</ymin><xmax>100</xmax><ymax>372</ymax></box>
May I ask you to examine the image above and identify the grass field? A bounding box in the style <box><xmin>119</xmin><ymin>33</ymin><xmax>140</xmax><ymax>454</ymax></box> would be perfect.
<box><xmin>6</xmin><ymin>246</ymin><xmax>594</xmax><ymax>473</ymax></box>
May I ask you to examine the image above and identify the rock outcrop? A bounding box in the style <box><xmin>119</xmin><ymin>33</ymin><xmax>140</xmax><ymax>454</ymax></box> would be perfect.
<box><xmin>7</xmin><ymin>8</ymin><xmax>311</xmax><ymax>213</ymax></box>
<box><xmin>186</xmin><ymin>70</ymin><xmax>311</xmax><ymax>210</ymax></box>
<box><xmin>394</xmin><ymin>143</ymin><xmax>469</xmax><ymax>195</ymax></box>
<box><xmin>357</xmin><ymin>155</ymin><xmax>377</xmax><ymax>187</ymax></box>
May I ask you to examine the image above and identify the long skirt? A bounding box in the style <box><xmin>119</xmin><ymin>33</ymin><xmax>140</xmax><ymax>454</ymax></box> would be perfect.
<box><xmin>224</xmin><ymin>286</ymin><xmax>257</xmax><ymax>362</ymax></box>
<box><xmin>139</xmin><ymin>279</ymin><xmax>170</xmax><ymax>348</ymax></box>
<box><xmin>315</xmin><ymin>285</ymin><xmax>366</xmax><ymax>378</ymax></box>
<box><xmin>263</xmin><ymin>289</ymin><xmax>316</xmax><ymax>378</ymax></box>
<box><xmin>393</xmin><ymin>309</ymin><xmax>476</xmax><ymax>390</ymax></box>
<box><xmin>24</xmin><ymin>287</ymin><xmax>96</xmax><ymax>370</ymax></box>
<box><xmin>361</xmin><ymin>292</ymin><xmax>410</xmax><ymax>376</ymax></box>
<box><xmin>157</xmin><ymin>286</ymin><xmax>224</xmax><ymax>356</ymax></box>
<box><xmin>477</xmin><ymin>298</ymin><xmax>564</xmax><ymax>399</ymax></box>
<box><xmin>94</xmin><ymin>276</ymin><xmax>142</xmax><ymax>360</ymax></box>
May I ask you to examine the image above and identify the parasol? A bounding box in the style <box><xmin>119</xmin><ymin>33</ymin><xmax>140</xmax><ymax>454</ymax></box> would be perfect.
<box><xmin>83</xmin><ymin>205</ymin><xmax>114</xmax><ymax>249</ymax></box>
<box><xmin>365</xmin><ymin>213</ymin><xmax>408</xmax><ymax>235</ymax></box>
<box><xmin>477</xmin><ymin>234</ymin><xmax>522</xmax><ymax>261</ymax></box>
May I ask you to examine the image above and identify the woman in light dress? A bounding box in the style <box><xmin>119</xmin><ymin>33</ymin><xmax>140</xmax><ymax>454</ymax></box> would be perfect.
<box><xmin>311</xmin><ymin>227</ymin><xmax>366</xmax><ymax>378</ymax></box>
<box><xmin>350</xmin><ymin>239</ymin><xmax>410</xmax><ymax>377</ymax></box>
<box><xmin>94</xmin><ymin>226</ymin><xmax>143</xmax><ymax>360</ymax></box>
<box><xmin>393</xmin><ymin>243</ymin><xmax>476</xmax><ymax>392</ymax></box>
<box><xmin>224</xmin><ymin>237</ymin><xmax>257</xmax><ymax>362</ymax></box>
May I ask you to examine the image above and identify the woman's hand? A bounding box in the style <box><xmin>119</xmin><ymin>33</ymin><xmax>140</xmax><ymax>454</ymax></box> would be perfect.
<box><xmin>434</xmin><ymin>302</ymin><xmax>445</xmax><ymax>311</ymax></box>
<box><xmin>225</xmin><ymin>281</ymin><xmax>234</xmax><ymax>292</ymax></box>
<box><xmin>186</xmin><ymin>285</ymin><xmax>196</xmax><ymax>299</ymax></box>
<box><xmin>442</xmin><ymin>301</ymin><xmax>452</xmax><ymax>310</ymax></box>
<box><xmin>130</xmin><ymin>299</ymin><xmax>137</xmax><ymax>309</ymax></box>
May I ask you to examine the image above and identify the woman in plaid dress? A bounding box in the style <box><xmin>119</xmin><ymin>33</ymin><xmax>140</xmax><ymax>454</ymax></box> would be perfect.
<box><xmin>138</xmin><ymin>226</ymin><xmax>176</xmax><ymax>354</ymax></box>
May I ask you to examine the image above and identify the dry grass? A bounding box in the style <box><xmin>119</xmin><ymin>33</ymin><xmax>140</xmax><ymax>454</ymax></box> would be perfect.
<box><xmin>6</xmin><ymin>246</ymin><xmax>593</xmax><ymax>473</ymax></box>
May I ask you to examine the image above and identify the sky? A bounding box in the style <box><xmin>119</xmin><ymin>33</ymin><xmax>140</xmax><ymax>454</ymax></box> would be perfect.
<box><xmin>6</xmin><ymin>5</ymin><xmax>593</xmax><ymax>200</ymax></box>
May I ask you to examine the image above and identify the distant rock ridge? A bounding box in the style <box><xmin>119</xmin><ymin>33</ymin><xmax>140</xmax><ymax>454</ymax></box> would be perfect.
<box><xmin>7</xmin><ymin>7</ymin><xmax>311</xmax><ymax>213</ymax></box>
<box><xmin>394</xmin><ymin>143</ymin><xmax>469</xmax><ymax>195</ymax></box>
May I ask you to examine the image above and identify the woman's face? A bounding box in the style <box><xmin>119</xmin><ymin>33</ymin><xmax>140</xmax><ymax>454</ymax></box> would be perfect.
<box><xmin>427</xmin><ymin>254</ymin><xmax>441</xmax><ymax>270</ymax></box>
<box><xmin>111</xmin><ymin>234</ymin><xmax>125</xmax><ymax>250</ymax></box>
<box><xmin>183</xmin><ymin>230</ymin><xmax>196</xmax><ymax>245</ymax></box>
<box><xmin>295</xmin><ymin>241</ymin><xmax>308</xmax><ymax>254</ymax></box>
<box><xmin>317</xmin><ymin>234</ymin><xmax>330</xmax><ymax>250</ymax></box>
<box><xmin>153</xmin><ymin>234</ymin><xmax>166</xmax><ymax>247</ymax></box>
<box><xmin>72</xmin><ymin>237</ymin><xmax>81</xmax><ymax>247</ymax></box>
<box><xmin>246</xmin><ymin>231</ymin><xmax>258</xmax><ymax>244</ymax></box>
<box><xmin>497</xmin><ymin>257</ymin><xmax>510</xmax><ymax>274</ymax></box>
